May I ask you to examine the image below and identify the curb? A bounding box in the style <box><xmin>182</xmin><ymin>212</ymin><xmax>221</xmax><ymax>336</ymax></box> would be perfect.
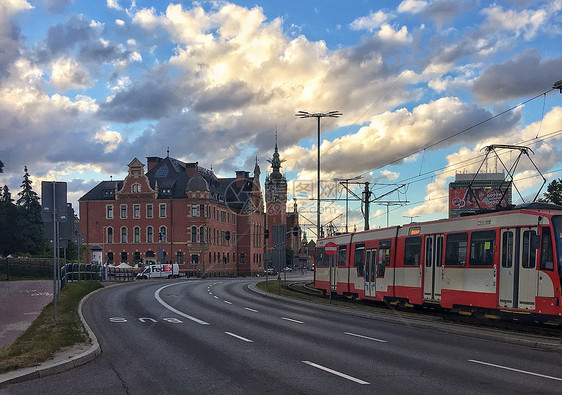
<box><xmin>0</xmin><ymin>286</ymin><xmax>104</xmax><ymax>386</ymax></box>
<box><xmin>247</xmin><ymin>282</ymin><xmax>562</xmax><ymax>353</ymax></box>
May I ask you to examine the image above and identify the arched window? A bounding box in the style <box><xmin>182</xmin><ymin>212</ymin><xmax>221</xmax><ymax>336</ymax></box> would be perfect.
<box><xmin>199</xmin><ymin>226</ymin><xmax>205</xmax><ymax>243</ymax></box>
<box><xmin>191</xmin><ymin>226</ymin><xmax>197</xmax><ymax>243</ymax></box>
<box><xmin>121</xmin><ymin>227</ymin><xmax>127</xmax><ymax>243</ymax></box>
<box><xmin>147</xmin><ymin>226</ymin><xmax>153</xmax><ymax>243</ymax></box>
<box><xmin>134</xmin><ymin>227</ymin><xmax>140</xmax><ymax>243</ymax></box>
<box><xmin>159</xmin><ymin>226</ymin><xmax>166</xmax><ymax>243</ymax></box>
<box><xmin>121</xmin><ymin>251</ymin><xmax>127</xmax><ymax>263</ymax></box>
<box><xmin>107</xmin><ymin>227</ymin><xmax>113</xmax><ymax>243</ymax></box>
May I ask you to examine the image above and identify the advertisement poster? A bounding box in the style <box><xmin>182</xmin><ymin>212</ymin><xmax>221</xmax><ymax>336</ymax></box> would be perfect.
<box><xmin>449</xmin><ymin>188</ymin><xmax>508</xmax><ymax>210</ymax></box>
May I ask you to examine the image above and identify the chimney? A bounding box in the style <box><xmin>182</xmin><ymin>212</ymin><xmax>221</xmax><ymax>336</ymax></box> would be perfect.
<box><xmin>186</xmin><ymin>162</ymin><xmax>198</xmax><ymax>177</ymax></box>
<box><xmin>236</xmin><ymin>171</ymin><xmax>248</xmax><ymax>188</ymax></box>
<box><xmin>147</xmin><ymin>157</ymin><xmax>163</xmax><ymax>172</ymax></box>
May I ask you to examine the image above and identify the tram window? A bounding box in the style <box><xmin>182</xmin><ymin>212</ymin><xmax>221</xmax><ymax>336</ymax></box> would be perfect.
<box><xmin>316</xmin><ymin>249</ymin><xmax>327</xmax><ymax>268</ymax></box>
<box><xmin>338</xmin><ymin>246</ymin><xmax>347</xmax><ymax>267</ymax></box>
<box><xmin>539</xmin><ymin>228</ymin><xmax>554</xmax><ymax>271</ymax></box>
<box><xmin>403</xmin><ymin>237</ymin><xmax>422</xmax><ymax>266</ymax></box>
<box><xmin>436</xmin><ymin>237</ymin><xmax>443</xmax><ymax>267</ymax></box>
<box><xmin>501</xmin><ymin>231</ymin><xmax>514</xmax><ymax>268</ymax></box>
<box><xmin>469</xmin><ymin>230</ymin><xmax>495</xmax><ymax>267</ymax></box>
<box><xmin>379</xmin><ymin>240</ymin><xmax>391</xmax><ymax>266</ymax></box>
<box><xmin>354</xmin><ymin>244</ymin><xmax>365</xmax><ymax>276</ymax></box>
<box><xmin>522</xmin><ymin>230</ymin><xmax>537</xmax><ymax>269</ymax></box>
<box><xmin>445</xmin><ymin>233</ymin><xmax>468</xmax><ymax>266</ymax></box>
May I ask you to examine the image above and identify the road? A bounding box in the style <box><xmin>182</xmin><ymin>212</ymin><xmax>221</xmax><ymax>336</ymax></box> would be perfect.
<box><xmin>2</xmin><ymin>275</ymin><xmax>561</xmax><ymax>394</ymax></box>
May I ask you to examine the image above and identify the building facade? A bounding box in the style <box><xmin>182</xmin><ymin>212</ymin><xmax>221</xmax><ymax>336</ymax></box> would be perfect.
<box><xmin>79</xmin><ymin>156</ymin><xmax>265</xmax><ymax>276</ymax></box>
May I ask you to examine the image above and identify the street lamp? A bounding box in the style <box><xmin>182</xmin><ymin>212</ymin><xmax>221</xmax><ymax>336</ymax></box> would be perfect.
<box><xmin>295</xmin><ymin>110</ymin><xmax>342</xmax><ymax>241</ymax></box>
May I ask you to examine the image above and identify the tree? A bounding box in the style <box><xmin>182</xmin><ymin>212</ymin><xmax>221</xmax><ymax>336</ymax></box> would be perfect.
<box><xmin>16</xmin><ymin>167</ymin><xmax>45</xmax><ymax>254</ymax></box>
<box><xmin>0</xmin><ymin>159</ymin><xmax>4</xmax><ymax>173</ymax></box>
<box><xmin>285</xmin><ymin>246</ymin><xmax>294</xmax><ymax>267</ymax></box>
<box><xmin>0</xmin><ymin>186</ymin><xmax>18</xmax><ymax>256</ymax></box>
<box><xmin>541</xmin><ymin>178</ymin><xmax>562</xmax><ymax>205</ymax></box>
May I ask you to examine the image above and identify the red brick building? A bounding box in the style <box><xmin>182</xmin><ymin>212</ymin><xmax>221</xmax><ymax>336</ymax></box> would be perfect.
<box><xmin>79</xmin><ymin>155</ymin><xmax>265</xmax><ymax>276</ymax></box>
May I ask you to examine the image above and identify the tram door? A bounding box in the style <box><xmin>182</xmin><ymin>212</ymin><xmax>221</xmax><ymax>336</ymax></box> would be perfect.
<box><xmin>329</xmin><ymin>254</ymin><xmax>337</xmax><ymax>292</ymax></box>
<box><xmin>499</xmin><ymin>228</ymin><xmax>538</xmax><ymax>309</ymax></box>
<box><xmin>423</xmin><ymin>234</ymin><xmax>443</xmax><ymax>302</ymax></box>
<box><xmin>364</xmin><ymin>248</ymin><xmax>377</xmax><ymax>298</ymax></box>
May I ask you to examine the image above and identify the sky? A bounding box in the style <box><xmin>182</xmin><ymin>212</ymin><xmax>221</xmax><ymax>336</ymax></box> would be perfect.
<box><xmin>1</xmin><ymin>0</ymin><xmax>562</xmax><ymax>239</ymax></box>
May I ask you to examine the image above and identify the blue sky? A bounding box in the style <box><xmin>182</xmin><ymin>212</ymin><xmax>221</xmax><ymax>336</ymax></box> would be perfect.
<box><xmin>1</xmin><ymin>0</ymin><xmax>561</xmax><ymax>239</ymax></box>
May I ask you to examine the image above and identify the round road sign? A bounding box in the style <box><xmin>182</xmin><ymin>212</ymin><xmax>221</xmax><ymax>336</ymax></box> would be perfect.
<box><xmin>324</xmin><ymin>241</ymin><xmax>337</xmax><ymax>255</ymax></box>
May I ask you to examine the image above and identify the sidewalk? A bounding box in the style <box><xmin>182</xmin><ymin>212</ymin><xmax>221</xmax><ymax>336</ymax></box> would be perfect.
<box><xmin>0</xmin><ymin>280</ymin><xmax>54</xmax><ymax>349</ymax></box>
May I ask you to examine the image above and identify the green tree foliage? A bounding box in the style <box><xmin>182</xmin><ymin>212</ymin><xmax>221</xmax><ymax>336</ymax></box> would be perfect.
<box><xmin>0</xmin><ymin>159</ymin><xmax>4</xmax><ymax>173</ymax></box>
<box><xmin>16</xmin><ymin>167</ymin><xmax>45</xmax><ymax>254</ymax></box>
<box><xmin>285</xmin><ymin>246</ymin><xmax>294</xmax><ymax>266</ymax></box>
<box><xmin>0</xmin><ymin>185</ymin><xmax>18</xmax><ymax>256</ymax></box>
<box><xmin>541</xmin><ymin>178</ymin><xmax>562</xmax><ymax>205</ymax></box>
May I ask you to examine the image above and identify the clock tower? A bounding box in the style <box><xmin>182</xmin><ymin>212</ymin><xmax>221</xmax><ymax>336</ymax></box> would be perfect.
<box><xmin>265</xmin><ymin>141</ymin><xmax>287</xmax><ymax>250</ymax></box>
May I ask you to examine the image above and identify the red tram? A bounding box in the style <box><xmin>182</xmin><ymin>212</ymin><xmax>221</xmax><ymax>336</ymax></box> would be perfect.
<box><xmin>314</xmin><ymin>202</ymin><xmax>562</xmax><ymax>320</ymax></box>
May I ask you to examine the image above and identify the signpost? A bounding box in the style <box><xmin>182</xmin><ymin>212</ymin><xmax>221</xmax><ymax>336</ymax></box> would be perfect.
<box><xmin>324</xmin><ymin>241</ymin><xmax>337</xmax><ymax>255</ymax></box>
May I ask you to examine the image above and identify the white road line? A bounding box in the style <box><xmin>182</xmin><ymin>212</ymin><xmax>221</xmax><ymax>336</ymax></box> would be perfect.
<box><xmin>344</xmin><ymin>332</ymin><xmax>387</xmax><ymax>343</ymax></box>
<box><xmin>245</xmin><ymin>307</ymin><xmax>259</xmax><ymax>313</ymax></box>
<box><xmin>213</xmin><ymin>295</ymin><xmax>219</xmax><ymax>299</ymax></box>
<box><xmin>154</xmin><ymin>284</ymin><xmax>209</xmax><ymax>325</ymax></box>
<box><xmin>468</xmin><ymin>360</ymin><xmax>562</xmax><ymax>381</ymax></box>
<box><xmin>282</xmin><ymin>317</ymin><xmax>304</xmax><ymax>324</ymax></box>
<box><xmin>224</xmin><ymin>300</ymin><xmax>232</xmax><ymax>305</ymax></box>
<box><xmin>302</xmin><ymin>361</ymin><xmax>369</xmax><ymax>385</ymax></box>
<box><xmin>225</xmin><ymin>332</ymin><xmax>253</xmax><ymax>342</ymax></box>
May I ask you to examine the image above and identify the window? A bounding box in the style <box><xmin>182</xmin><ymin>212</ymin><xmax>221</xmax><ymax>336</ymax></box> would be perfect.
<box><xmin>191</xmin><ymin>205</ymin><xmax>197</xmax><ymax>217</ymax></box>
<box><xmin>191</xmin><ymin>226</ymin><xmax>197</xmax><ymax>243</ymax></box>
<box><xmin>425</xmin><ymin>238</ymin><xmax>433</xmax><ymax>268</ymax></box>
<box><xmin>120</xmin><ymin>204</ymin><xmax>127</xmax><ymax>219</ymax></box>
<box><xmin>133</xmin><ymin>204</ymin><xmax>140</xmax><ymax>219</ymax></box>
<box><xmin>403</xmin><ymin>237</ymin><xmax>422</xmax><ymax>266</ymax></box>
<box><xmin>177</xmin><ymin>251</ymin><xmax>184</xmax><ymax>265</ymax></box>
<box><xmin>133</xmin><ymin>252</ymin><xmax>141</xmax><ymax>264</ymax></box>
<box><xmin>106</xmin><ymin>205</ymin><xmax>113</xmax><ymax>219</ymax></box>
<box><xmin>378</xmin><ymin>240</ymin><xmax>391</xmax><ymax>276</ymax></box>
<box><xmin>107</xmin><ymin>252</ymin><xmax>114</xmax><ymax>264</ymax></box>
<box><xmin>522</xmin><ymin>230</ymin><xmax>536</xmax><ymax>269</ymax></box>
<box><xmin>191</xmin><ymin>255</ymin><xmax>198</xmax><ymax>264</ymax></box>
<box><xmin>134</xmin><ymin>226</ymin><xmax>140</xmax><ymax>243</ymax></box>
<box><xmin>121</xmin><ymin>251</ymin><xmax>127</xmax><ymax>263</ymax></box>
<box><xmin>159</xmin><ymin>203</ymin><xmax>167</xmax><ymax>218</ymax></box>
<box><xmin>540</xmin><ymin>228</ymin><xmax>554</xmax><ymax>270</ymax></box>
<box><xmin>159</xmin><ymin>226</ymin><xmax>166</xmax><ymax>243</ymax></box>
<box><xmin>469</xmin><ymin>230</ymin><xmax>495</xmax><ymax>266</ymax></box>
<box><xmin>146</xmin><ymin>204</ymin><xmax>153</xmax><ymax>218</ymax></box>
<box><xmin>199</xmin><ymin>226</ymin><xmax>205</xmax><ymax>243</ymax></box>
<box><xmin>121</xmin><ymin>227</ymin><xmax>127</xmax><ymax>243</ymax></box>
<box><xmin>221</xmin><ymin>211</ymin><xmax>226</xmax><ymax>222</ymax></box>
<box><xmin>147</xmin><ymin>226</ymin><xmax>153</xmax><ymax>243</ymax></box>
<box><xmin>132</xmin><ymin>183</ymin><xmax>140</xmax><ymax>193</ymax></box>
<box><xmin>354</xmin><ymin>244</ymin><xmax>365</xmax><ymax>276</ymax></box>
<box><xmin>445</xmin><ymin>233</ymin><xmax>467</xmax><ymax>266</ymax></box>
<box><xmin>107</xmin><ymin>227</ymin><xmax>113</xmax><ymax>243</ymax></box>
<box><xmin>501</xmin><ymin>231</ymin><xmax>513</xmax><ymax>268</ymax></box>
<box><xmin>200</xmin><ymin>204</ymin><xmax>205</xmax><ymax>217</ymax></box>
<box><xmin>338</xmin><ymin>246</ymin><xmax>347</xmax><ymax>267</ymax></box>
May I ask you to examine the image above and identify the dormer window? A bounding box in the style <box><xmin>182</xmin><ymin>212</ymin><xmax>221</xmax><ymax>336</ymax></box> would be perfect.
<box><xmin>132</xmin><ymin>183</ymin><xmax>141</xmax><ymax>193</ymax></box>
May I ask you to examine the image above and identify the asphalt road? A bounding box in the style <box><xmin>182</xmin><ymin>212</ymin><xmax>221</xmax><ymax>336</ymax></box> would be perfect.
<box><xmin>2</xmin><ymin>276</ymin><xmax>561</xmax><ymax>394</ymax></box>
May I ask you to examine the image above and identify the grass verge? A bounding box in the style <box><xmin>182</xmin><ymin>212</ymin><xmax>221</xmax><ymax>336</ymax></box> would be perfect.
<box><xmin>0</xmin><ymin>281</ymin><xmax>103</xmax><ymax>374</ymax></box>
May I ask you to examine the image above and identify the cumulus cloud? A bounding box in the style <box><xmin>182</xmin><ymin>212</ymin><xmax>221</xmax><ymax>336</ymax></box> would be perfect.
<box><xmin>350</xmin><ymin>10</ymin><xmax>395</xmax><ymax>32</ymax></box>
<box><xmin>49</xmin><ymin>57</ymin><xmax>91</xmax><ymax>90</ymax></box>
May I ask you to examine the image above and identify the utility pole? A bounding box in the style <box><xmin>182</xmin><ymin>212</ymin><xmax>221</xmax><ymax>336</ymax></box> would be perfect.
<box><xmin>363</xmin><ymin>182</ymin><xmax>371</xmax><ymax>230</ymax></box>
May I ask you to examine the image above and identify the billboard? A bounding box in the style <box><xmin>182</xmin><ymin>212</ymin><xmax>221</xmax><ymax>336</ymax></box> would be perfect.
<box><xmin>449</xmin><ymin>187</ymin><xmax>509</xmax><ymax>211</ymax></box>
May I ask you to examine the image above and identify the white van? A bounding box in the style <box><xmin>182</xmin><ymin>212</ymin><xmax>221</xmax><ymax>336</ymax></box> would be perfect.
<box><xmin>136</xmin><ymin>264</ymin><xmax>179</xmax><ymax>279</ymax></box>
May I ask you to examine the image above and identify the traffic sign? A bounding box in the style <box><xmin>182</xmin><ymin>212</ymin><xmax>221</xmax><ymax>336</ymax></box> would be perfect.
<box><xmin>324</xmin><ymin>241</ymin><xmax>337</xmax><ymax>255</ymax></box>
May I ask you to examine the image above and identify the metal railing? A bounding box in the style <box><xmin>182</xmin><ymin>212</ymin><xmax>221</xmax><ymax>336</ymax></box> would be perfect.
<box><xmin>60</xmin><ymin>263</ymin><xmax>135</xmax><ymax>289</ymax></box>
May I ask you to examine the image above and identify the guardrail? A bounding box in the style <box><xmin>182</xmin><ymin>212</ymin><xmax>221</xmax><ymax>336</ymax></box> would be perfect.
<box><xmin>60</xmin><ymin>263</ymin><xmax>135</xmax><ymax>289</ymax></box>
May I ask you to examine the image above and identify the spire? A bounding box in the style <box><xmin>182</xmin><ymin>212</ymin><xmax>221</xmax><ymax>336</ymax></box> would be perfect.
<box><xmin>253</xmin><ymin>156</ymin><xmax>261</xmax><ymax>178</ymax></box>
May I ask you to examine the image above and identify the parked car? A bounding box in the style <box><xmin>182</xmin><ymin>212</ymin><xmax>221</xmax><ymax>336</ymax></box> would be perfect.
<box><xmin>283</xmin><ymin>266</ymin><xmax>293</xmax><ymax>272</ymax></box>
<box><xmin>265</xmin><ymin>267</ymin><xmax>276</xmax><ymax>275</ymax></box>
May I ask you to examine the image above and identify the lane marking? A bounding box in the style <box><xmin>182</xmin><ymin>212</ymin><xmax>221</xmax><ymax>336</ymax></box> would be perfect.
<box><xmin>155</xmin><ymin>284</ymin><xmax>210</xmax><ymax>325</ymax></box>
<box><xmin>468</xmin><ymin>360</ymin><xmax>562</xmax><ymax>381</ymax></box>
<box><xmin>213</xmin><ymin>296</ymin><xmax>219</xmax><ymax>299</ymax></box>
<box><xmin>245</xmin><ymin>307</ymin><xmax>259</xmax><ymax>313</ymax></box>
<box><xmin>224</xmin><ymin>300</ymin><xmax>232</xmax><ymax>305</ymax></box>
<box><xmin>344</xmin><ymin>332</ymin><xmax>387</xmax><ymax>343</ymax></box>
<box><xmin>302</xmin><ymin>361</ymin><xmax>369</xmax><ymax>385</ymax></box>
<box><xmin>282</xmin><ymin>317</ymin><xmax>304</xmax><ymax>324</ymax></box>
<box><xmin>225</xmin><ymin>332</ymin><xmax>253</xmax><ymax>342</ymax></box>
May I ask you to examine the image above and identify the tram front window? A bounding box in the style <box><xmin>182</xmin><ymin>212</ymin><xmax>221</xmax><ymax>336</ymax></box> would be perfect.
<box><xmin>551</xmin><ymin>216</ymin><xmax>562</xmax><ymax>277</ymax></box>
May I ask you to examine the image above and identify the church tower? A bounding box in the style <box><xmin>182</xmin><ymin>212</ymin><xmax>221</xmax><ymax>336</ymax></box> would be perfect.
<box><xmin>265</xmin><ymin>140</ymin><xmax>287</xmax><ymax>227</ymax></box>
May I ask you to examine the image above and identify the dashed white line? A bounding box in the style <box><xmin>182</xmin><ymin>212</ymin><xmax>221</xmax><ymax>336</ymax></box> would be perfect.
<box><xmin>213</xmin><ymin>295</ymin><xmax>219</xmax><ymax>299</ymax></box>
<box><xmin>225</xmin><ymin>332</ymin><xmax>253</xmax><ymax>342</ymax></box>
<box><xmin>282</xmin><ymin>317</ymin><xmax>304</xmax><ymax>324</ymax></box>
<box><xmin>468</xmin><ymin>360</ymin><xmax>562</xmax><ymax>381</ymax></box>
<box><xmin>344</xmin><ymin>332</ymin><xmax>387</xmax><ymax>343</ymax></box>
<box><xmin>302</xmin><ymin>361</ymin><xmax>369</xmax><ymax>385</ymax></box>
<box><xmin>154</xmin><ymin>284</ymin><xmax>209</xmax><ymax>325</ymax></box>
<box><xmin>244</xmin><ymin>307</ymin><xmax>259</xmax><ymax>313</ymax></box>
<box><xmin>224</xmin><ymin>300</ymin><xmax>232</xmax><ymax>305</ymax></box>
